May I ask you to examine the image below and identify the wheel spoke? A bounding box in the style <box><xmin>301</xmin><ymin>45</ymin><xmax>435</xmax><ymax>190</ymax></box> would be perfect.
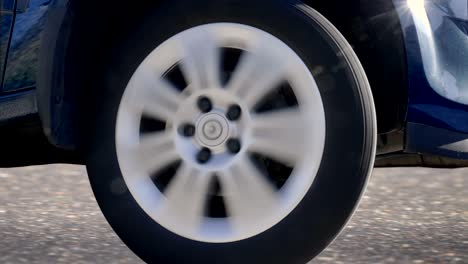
<box><xmin>226</xmin><ymin>38</ymin><xmax>290</xmax><ymax>108</ymax></box>
<box><xmin>157</xmin><ymin>163</ymin><xmax>212</xmax><ymax>235</ymax></box>
<box><xmin>142</xmin><ymin>80</ymin><xmax>185</xmax><ymax>121</ymax></box>
<box><xmin>129</xmin><ymin>68</ymin><xmax>185</xmax><ymax>121</ymax></box>
<box><xmin>177</xmin><ymin>30</ymin><xmax>222</xmax><ymax>90</ymax></box>
<box><xmin>218</xmin><ymin>157</ymin><xmax>278</xmax><ymax>231</ymax></box>
<box><xmin>138</xmin><ymin>132</ymin><xmax>179</xmax><ymax>174</ymax></box>
<box><xmin>249</xmin><ymin>108</ymin><xmax>306</xmax><ymax>165</ymax></box>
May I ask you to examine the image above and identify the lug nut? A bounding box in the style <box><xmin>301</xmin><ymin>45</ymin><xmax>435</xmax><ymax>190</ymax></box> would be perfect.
<box><xmin>179</xmin><ymin>123</ymin><xmax>196</xmax><ymax>137</ymax></box>
<box><xmin>197</xmin><ymin>148</ymin><xmax>212</xmax><ymax>164</ymax></box>
<box><xmin>226</xmin><ymin>138</ymin><xmax>242</xmax><ymax>154</ymax></box>
<box><xmin>197</xmin><ymin>96</ymin><xmax>213</xmax><ymax>113</ymax></box>
<box><xmin>226</xmin><ymin>104</ymin><xmax>242</xmax><ymax>121</ymax></box>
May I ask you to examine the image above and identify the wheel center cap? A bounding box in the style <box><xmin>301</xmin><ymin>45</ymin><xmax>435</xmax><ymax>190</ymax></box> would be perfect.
<box><xmin>197</xmin><ymin>113</ymin><xmax>230</xmax><ymax>147</ymax></box>
<box><xmin>203</xmin><ymin>120</ymin><xmax>223</xmax><ymax>140</ymax></box>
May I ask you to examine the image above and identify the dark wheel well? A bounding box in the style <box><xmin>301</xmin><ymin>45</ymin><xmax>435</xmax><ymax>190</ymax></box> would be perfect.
<box><xmin>38</xmin><ymin>0</ymin><xmax>407</xmax><ymax>150</ymax></box>
<box><xmin>308</xmin><ymin>0</ymin><xmax>408</xmax><ymax>134</ymax></box>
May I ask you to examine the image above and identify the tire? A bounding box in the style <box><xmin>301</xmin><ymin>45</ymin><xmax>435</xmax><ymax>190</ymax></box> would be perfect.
<box><xmin>85</xmin><ymin>0</ymin><xmax>377</xmax><ymax>263</ymax></box>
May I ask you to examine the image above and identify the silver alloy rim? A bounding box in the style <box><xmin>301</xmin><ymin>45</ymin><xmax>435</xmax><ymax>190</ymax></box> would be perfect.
<box><xmin>116</xmin><ymin>23</ymin><xmax>326</xmax><ymax>243</ymax></box>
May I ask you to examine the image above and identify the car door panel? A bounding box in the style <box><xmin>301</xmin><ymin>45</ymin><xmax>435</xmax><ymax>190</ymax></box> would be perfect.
<box><xmin>2</xmin><ymin>0</ymin><xmax>50</xmax><ymax>92</ymax></box>
<box><xmin>0</xmin><ymin>0</ymin><xmax>15</xmax><ymax>91</ymax></box>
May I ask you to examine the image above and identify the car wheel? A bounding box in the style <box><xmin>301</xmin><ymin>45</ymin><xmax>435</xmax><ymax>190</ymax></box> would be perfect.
<box><xmin>85</xmin><ymin>0</ymin><xmax>376</xmax><ymax>263</ymax></box>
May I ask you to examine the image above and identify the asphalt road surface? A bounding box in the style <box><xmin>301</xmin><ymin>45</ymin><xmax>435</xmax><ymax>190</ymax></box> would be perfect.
<box><xmin>0</xmin><ymin>165</ymin><xmax>466</xmax><ymax>264</ymax></box>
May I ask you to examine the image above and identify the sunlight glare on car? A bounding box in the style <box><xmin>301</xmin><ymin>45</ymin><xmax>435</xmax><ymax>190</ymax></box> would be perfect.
<box><xmin>407</xmin><ymin>0</ymin><xmax>426</xmax><ymax>17</ymax></box>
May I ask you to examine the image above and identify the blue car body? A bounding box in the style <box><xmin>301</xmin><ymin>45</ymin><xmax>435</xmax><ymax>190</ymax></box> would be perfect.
<box><xmin>394</xmin><ymin>0</ymin><xmax>468</xmax><ymax>159</ymax></box>
<box><xmin>1</xmin><ymin>0</ymin><xmax>468</xmax><ymax>165</ymax></box>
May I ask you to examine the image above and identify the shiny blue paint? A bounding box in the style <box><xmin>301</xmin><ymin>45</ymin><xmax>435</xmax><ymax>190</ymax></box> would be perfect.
<box><xmin>2</xmin><ymin>0</ymin><xmax>49</xmax><ymax>92</ymax></box>
<box><xmin>1</xmin><ymin>0</ymin><xmax>16</xmax><ymax>10</ymax></box>
<box><xmin>394</xmin><ymin>0</ymin><xmax>468</xmax><ymax>134</ymax></box>
<box><xmin>0</xmin><ymin>13</ymin><xmax>14</xmax><ymax>88</ymax></box>
<box><xmin>0</xmin><ymin>0</ymin><xmax>15</xmax><ymax>88</ymax></box>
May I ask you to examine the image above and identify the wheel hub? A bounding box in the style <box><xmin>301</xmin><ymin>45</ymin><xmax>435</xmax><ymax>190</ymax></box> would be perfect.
<box><xmin>203</xmin><ymin>120</ymin><xmax>222</xmax><ymax>140</ymax></box>
<box><xmin>197</xmin><ymin>113</ymin><xmax>230</xmax><ymax>147</ymax></box>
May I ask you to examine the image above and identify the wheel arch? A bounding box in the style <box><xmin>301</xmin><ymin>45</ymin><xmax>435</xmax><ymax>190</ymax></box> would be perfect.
<box><xmin>37</xmin><ymin>0</ymin><xmax>163</xmax><ymax>149</ymax></box>
<box><xmin>306</xmin><ymin>0</ymin><xmax>408</xmax><ymax>134</ymax></box>
<box><xmin>37</xmin><ymin>0</ymin><xmax>408</xmax><ymax>150</ymax></box>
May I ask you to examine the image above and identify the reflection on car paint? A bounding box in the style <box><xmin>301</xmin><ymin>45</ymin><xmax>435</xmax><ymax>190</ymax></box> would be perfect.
<box><xmin>2</xmin><ymin>0</ymin><xmax>50</xmax><ymax>92</ymax></box>
<box><xmin>0</xmin><ymin>14</ymin><xmax>14</xmax><ymax>87</ymax></box>
<box><xmin>408</xmin><ymin>0</ymin><xmax>468</xmax><ymax>105</ymax></box>
<box><xmin>394</xmin><ymin>0</ymin><xmax>468</xmax><ymax>133</ymax></box>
